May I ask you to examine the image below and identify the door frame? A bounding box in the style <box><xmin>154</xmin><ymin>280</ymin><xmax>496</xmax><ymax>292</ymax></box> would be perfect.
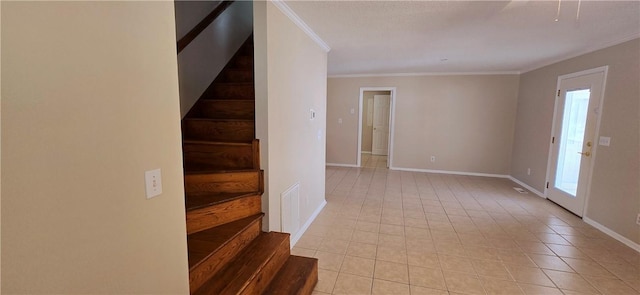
<box><xmin>544</xmin><ymin>66</ymin><xmax>608</xmax><ymax>216</ymax></box>
<box><xmin>357</xmin><ymin>87</ymin><xmax>397</xmax><ymax>167</ymax></box>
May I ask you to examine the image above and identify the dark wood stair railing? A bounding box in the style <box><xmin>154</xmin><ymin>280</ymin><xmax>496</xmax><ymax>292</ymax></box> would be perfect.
<box><xmin>177</xmin><ymin>1</ymin><xmax>235</xmax><ymax>53</ymax></box>
<box><xmin>180</xmin><ymin>31</ymin><xmax>318</xmax><ymax>295</ymax></box>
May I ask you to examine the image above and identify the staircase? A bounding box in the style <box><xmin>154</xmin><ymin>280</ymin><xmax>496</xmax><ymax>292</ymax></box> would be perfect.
<box><xmin>181</xmin><ymin>37</ymin><xmax>318</xmax><ymax>294</ymax></box>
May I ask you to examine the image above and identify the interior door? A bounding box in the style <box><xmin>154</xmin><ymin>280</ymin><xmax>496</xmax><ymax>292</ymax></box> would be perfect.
<box><xmin>547</xmin><ymin>69</ymin><xmax>606</xmax><ymax>217</ymax></box>
<box><xmin>372</xmin><ymin>95</ymin><xmax>390</xmax><ymax>155</ymax></box>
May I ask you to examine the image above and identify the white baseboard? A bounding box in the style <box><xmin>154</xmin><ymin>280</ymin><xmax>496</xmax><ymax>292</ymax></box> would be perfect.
<box><xmin>290</xmin><ymin>200</ymin><xmax>327</xmax><ymax>248</ymax></box>
<box><xmin>326</xmin><ymin>163</ymin><xmax>359</xmax><ymax>168</ymax></box>
<box><xmin>390</xmin><ymin>166</ymin><xmax>509</xmax><ymax>179</ymax></box>
<box><xmin>583</xmin><ymin>216</ymin><xmax>640</xmax><ymax>253</ymax></box>
<box><xmin>361</xmin><ymin>151</ymin><xmax>372</xmax><ymax>154</ymax></box>
<box><xmin>508</xmin><ymin>176</ymin><xmax>546</xmax><ymax>199</ymax></box>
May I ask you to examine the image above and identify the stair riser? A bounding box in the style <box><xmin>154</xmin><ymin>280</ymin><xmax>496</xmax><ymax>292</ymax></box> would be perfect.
<box><xmin>233</xmin><ymin>238</ymin><xmax>290</xmax><ymax>295</ymax></box>
<box><xmin>191</xmin><ymin>100</ymin><xmax>254</xmax><ymax>120</ymax></box>
<box><xmin>189</xmin><ymin>218</ymin><xmax>262</xmax><ymax>292</ymax></box>
<box><xmin>186</xmin><ymin>195</ymin><xmax>261</xmax><ymax>235</ymax></box>
<box><xmin>205</xmin><ymin>84</ymin><xmax>254</xmax><ymax>100</ymax></box>
<box><xmin>185</xmin><ymin>171</ymin><xmax>262</xmax><ymax>195</ymax></box>
<box><xmin>183</xmin><ymin>144</ymin><xmax>253</xmax><ymax>171</ymax></box>
<box><xmin>231</xmin><ymin>56</ymin><xmax>253</xmax><ymax>69</ymax></box>
<box><xmin>264</xmin><ymin>257</ymin><xmax>318</xmax><ymax>295</ymax></box>
<box><xmin>218</xmin><ymin>70</ymin><xmax>253</xmax><ymax>83</ymax></box>
<box><xmin>183</xmin><ymin>120</ymin><xmax>254</xmax><ymax>142</ymax></box>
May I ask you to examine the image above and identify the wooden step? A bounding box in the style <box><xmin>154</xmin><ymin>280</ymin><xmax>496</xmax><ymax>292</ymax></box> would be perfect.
<box><xmin>186</xmin><ymin>99</ymin><xmax>254</xmax><ymax>120</ymax></box>
<box><xmin>186</xmin><ymin>192</ymin><xmax>262</xmax><ymax>234</ymax></box>
<box><xmin>204</xmin><ymin>82</ymin><xmax>254</xmax><ymax>100</ymax></box>
<box><xmin>188</xmin><ymin>214</ymin><xmax>264</xmax><ymax>292</ymax></box>
<box><xmin>230</xmin><ymin>55</ymin><xmax>253</xmax><ymax>70</ymax></box>
<box><xmin>263</xmin><ymin>256</ymin><xmax>319</xmax><ymax>295</ymax></box>
<box><xmin>183</xmin><ymin>140</ymin><xmax>257</xmax><ymax>171</ymax></box>
<box><xmin>184</xmin><ymin>170</ymin><xmax>263</xmax><ymax>195</ymax></box>
<box><xmin>217</xmin><ymin>68</ymin><xmax>254</xmax><ymax>83</ymax></box>
<box><xmin>183</xmin><ymin>118</ymin><xmax>254</xmax><ymax>142</ymax></box>
<box><xmin>193</xmin><ymin>232</ymin><xmax>291</xmax><ymax>295</ymax></box>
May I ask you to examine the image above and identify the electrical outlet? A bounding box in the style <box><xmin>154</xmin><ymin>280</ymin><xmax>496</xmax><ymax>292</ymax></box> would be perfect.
<box><xmin>145</xmin><ymin>169</ymin><xmax>162</xmax><ymax>199</ymax></box>
<box><xmin>430</xmin><ymin>156</ymin><xmax>436</xmax><ymax>162</ymax></box>
<box><xmin>636</xmin><ymin>213</ymin><xmax>640</xmax><ymax>226</ymax></box>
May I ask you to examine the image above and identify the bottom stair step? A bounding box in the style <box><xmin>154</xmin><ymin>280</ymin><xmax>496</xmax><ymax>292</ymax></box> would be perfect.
<box><xmin>194</xmin><ymin>232</ymin><xmax>291</xmax><ymax>295</ymax></box>
<box><xmin>263</xmin><ymin>255</ymin><xmax>319</xmax><ymax>295</ymax></box>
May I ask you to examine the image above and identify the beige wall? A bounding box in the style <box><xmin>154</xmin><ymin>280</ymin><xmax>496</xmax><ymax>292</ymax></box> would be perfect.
<box><xmin>511</xmin><ymin>39</ymin><xmax>640</xmax><ymax>244</ymax></box>
<box><xmin>254</xmin><ymin>3</ymin><xmax>327</xmax><ymax>237</ymax></box>
<box><xmin>361</xmin><ymin>91</ymin><xmax>390</xmax><ymax>153</ymax></box>
<box><xmin>328</xmin><ymin>75</ymin><xmax>520</xmax><ymax>175</ymax></box>
<box><xmin>1</xmin><ymin>2</ymin><xmax>189</xmax><ymax>293</ymax></box>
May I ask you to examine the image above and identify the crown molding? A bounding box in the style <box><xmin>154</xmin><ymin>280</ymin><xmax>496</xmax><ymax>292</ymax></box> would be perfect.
<box><xmin>270</xmin><ymin>0</ymin><xmax>331</xmax><ymax>52</ymax></box>
<box><xmin>328</xmin><ymin>71</ymin><xmax>521</xmax><ymax>78</ymax></box>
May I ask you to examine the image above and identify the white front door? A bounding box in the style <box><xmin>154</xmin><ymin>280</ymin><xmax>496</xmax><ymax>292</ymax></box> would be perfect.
<box><xmin>372</xmin><ymin>95</ymin><xmax>390</xmax><ymax>155</ymax></box>
<box><xmin>547</xmin><ymin>67</ymin><xmax>607</xmax><ymax>217</ymax></box>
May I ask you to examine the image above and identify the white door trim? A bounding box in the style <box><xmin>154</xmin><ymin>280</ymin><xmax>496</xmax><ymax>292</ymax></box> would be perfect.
<box><xmin>544</xmin><ymin>66</ymin><xmax>608</xmax><ymax>216</ymax></box>
<box><xmin>357</xmin><ymin>87</ymin><xmax>397</xmax><ymax>168</ymax></box>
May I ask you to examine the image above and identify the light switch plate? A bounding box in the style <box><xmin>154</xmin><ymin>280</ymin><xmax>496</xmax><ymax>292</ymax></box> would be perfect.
<box><xmin>145</xmin><ymin>169</ymin><xmax>162</xmax><ymax>199</ymax></box>
<box><xmin>599</xmin><ymin>136</ymin><xmax>611</xmax><ymax>146</ymax></box>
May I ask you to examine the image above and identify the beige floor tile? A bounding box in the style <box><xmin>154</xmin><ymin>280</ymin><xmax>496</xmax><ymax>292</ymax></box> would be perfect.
<box><xmin>442</xmin><ymin>270</ymin><xmax>486</xmax><ymax>295</ymax></box>
<box><xmin>314</xmin><ymin>251</ymin><xmax>344</xmax><ymax>272</ymax></box>
<box><xmin>297</xmin><ymin>234</ymin><xmax>324</xmax><ymax>250</ymax></box>
<box><xmin>583</xmin><ymin>276</ymin><xmax>640</xmax><ymax>294</ymax></box>
<box><xmin>352</xmin><ymin>230</ymin><xmax>379</xmax><ymax>245</ymax></box>
<box><xmin>409</xmin><ymin>285</ymin><xmax>449</xmax><ymax>295</ymax></box>
<box><xmin>292</xmin><ymin>246</ymin><xmax>316</xmax><ymax>257</ymax></box>
<box><xmin>543</xmin><ymin>269</ymin><xmax>599</xmax><ymax>294</ymax></box>
<box><xmin>346</xmin><ymin>241</ymin><xmax>377</xmax><ymax>259</ymax></box>
<box><xmin>408</xmin><ymin>265</ymin><xmax>447</xmax><ymax>290</ymax></box>
<box><xmin>341</xmin><ymin>255</ymin><xmax>375</xmax><ymax>277</ymax></box>
<box><xmin>356</xmin><ymin>221</ymin><xmax>380</xmax><ymax>233</ymax></box>
<box><xmin>317</xmin><ymin>238</ymin><xmax>350</xmax><ymax>255</ymax></box>
<box><xmin>376</xmin><ymin>246</ymin><xmax>407</xmax><ymax>264</ymax></box>
<box><xmin>504</xmin><ymin>264</ymin><xmax>555</xmax><ymax>287</ymax></box>
<box><xmin>407</xmin><ymin>250</ymin><xmax>440</xmax><ymax>268</ymax></box>
<box><xmin>321</xmin><ymin>166</ymin><xmax>640</xmax><ymax>295</ymax></box>
<box><xmin>517</xmin><ymin>283</ymin><xmax>563</xmax><ymax>295</ymax></box>
<box><xmin>497</xmin><ymin>249</ymin><xmax>537</xmax><ymax>267</ymax></box>
<box><xmin>527</xmin><ymin>254</ymin><xmax>574</xmax><ymax>272</ymax></box>
<box><xmin>379</xmin><ymin>224</ymin><xmax>405</xmax><ymax>236</ymax></box>
<box><xmin>404</xmin><ymin>227</ymin><xmax>431</xmax><ymax>239</ymax></box>
<box><xmin>315</xmin><ymin>269</ymin><xmax>338</xmax><ymax>293</ymax></box>
<box><xmin>471</xmin><ymin>259</ymin><xmax>513</xmax><ymax>280</ymax></box>
<box><xmin>562</xmin><ymin>257</ymin><xmax>615</xmax><ymax>278</ymax></box>
<box><xmin>371</xmin><ymin>279</ymin><xmax>410</xmax><ymax>295</ymax></box>
<box><xmin>438</xmin><ymin>254</ymin><xmax>476</xmax><ymax>274</ymax></box>
<box><xmin>480</xmin><ymin>276</ymin><xmax>525</xmax><ymax>295</ymax></box>
<box><xmin>374</xmin><ymin>260</ymin><xmax>409</xmax><ymax>283</ymax></box>
<box><xmin>333</xmin><ymin>273</ymin><xmax>373</xmax><ymax>294</ymax></box>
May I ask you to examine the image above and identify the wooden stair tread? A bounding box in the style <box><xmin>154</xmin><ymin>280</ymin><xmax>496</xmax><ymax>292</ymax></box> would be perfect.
<box><xmin>183</xmin><ymin>118</ymin><xmax>254</xmax><ymax>122</ymax></box>
<box><xmin>194</xmin><ymin>232</ymin><xmax>290</xmax><ymax>295</ymax></box>
<box><xmin>263</xmin><ymin>255</ymin><xmax>319</xmax><ymax>295</ymax></box>
<box><xmin>186</xmin><ymin>191</ymin><xmax>257</xmax><ymax>211</ymax></box>
<box><xmin>184</xmin><ymin>168</ymin><xmax>259</xmax><ymax>175</ymax></box>
<box><xmin>188</xmin><ymin>214</ymin><xmax>263</xmax><ymax>269</ymax></box>
<box><xmin>183</xmin><ymin>139</ymin><xmax>252</xmax><ymax>146</ymax></box>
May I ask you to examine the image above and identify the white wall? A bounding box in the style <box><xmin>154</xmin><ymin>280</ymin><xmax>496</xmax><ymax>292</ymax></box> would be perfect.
<box><xmin>177</xmin><ymin>1</ymin><xmax>253</xmax><ymax>117</ymax></box>
<box><xmin>511</xmin><ymin>39</ymin><xmax>640</xmax><ymax>245</ymax></box>
<box><xmin>1</xmin><ymin>2</ymin><xmax>189</xmax><ymax>293</ymax></box>
<box><xmin>174</xmin><ymin>1</ymin><xmax>222</xmax><ymax>40</ymax></box>
<box><xmin>254</xmin><ymin>2</ymin><xmax>328</xmax><ymax>240</ymax></box>
<box><xmin>327</xmin><ymin>75</ymin><xmax>520</xmax><ymax>176</ymax></box>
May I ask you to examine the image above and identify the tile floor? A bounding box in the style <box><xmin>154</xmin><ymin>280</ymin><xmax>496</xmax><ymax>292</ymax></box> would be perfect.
<box><xmin>293</xmin><ymin>155</ymin><xmax>640</xmax><ymax>295</ymax></box>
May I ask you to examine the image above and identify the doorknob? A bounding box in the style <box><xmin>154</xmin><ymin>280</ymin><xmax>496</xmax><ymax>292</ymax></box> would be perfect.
<box><xmin>578</xmin><ymin>151</ymin><xmax>591</xmax><ymax>157</ymax></box>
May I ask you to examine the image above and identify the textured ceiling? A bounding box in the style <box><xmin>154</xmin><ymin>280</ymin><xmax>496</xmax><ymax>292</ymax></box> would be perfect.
<box><xmin>284</xmin><ymin>1</ymin><xmax>640</xmax><ymax>75</ymax></box>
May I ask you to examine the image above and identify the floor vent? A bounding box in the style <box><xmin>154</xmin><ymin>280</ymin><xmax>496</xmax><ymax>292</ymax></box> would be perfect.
<box><xmin>281</xmin><ymin>183</ymin><xmax>301</xmax><ymax>236</ymax></box>
<box><xmin>513</xmin><ymin>187</ymin><xmax>528</xmax><ymax>194</ymax></box>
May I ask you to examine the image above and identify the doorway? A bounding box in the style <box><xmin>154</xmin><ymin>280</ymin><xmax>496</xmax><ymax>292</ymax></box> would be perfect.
<box><xmin>357</xmin><ymin>87</ymin><xmax>396</xmax><ymax>168</ymax></box>
<box><xmin>546</xmin><ymin>66</ymin><xmax>608</xmax><ymax>217</ymax></box>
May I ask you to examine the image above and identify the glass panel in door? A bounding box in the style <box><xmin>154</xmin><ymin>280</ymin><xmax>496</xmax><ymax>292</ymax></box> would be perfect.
<box><xmin>554</xmin><ymin>89</ymin><xmax>591</xmax><ymax>197</ymax></box>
